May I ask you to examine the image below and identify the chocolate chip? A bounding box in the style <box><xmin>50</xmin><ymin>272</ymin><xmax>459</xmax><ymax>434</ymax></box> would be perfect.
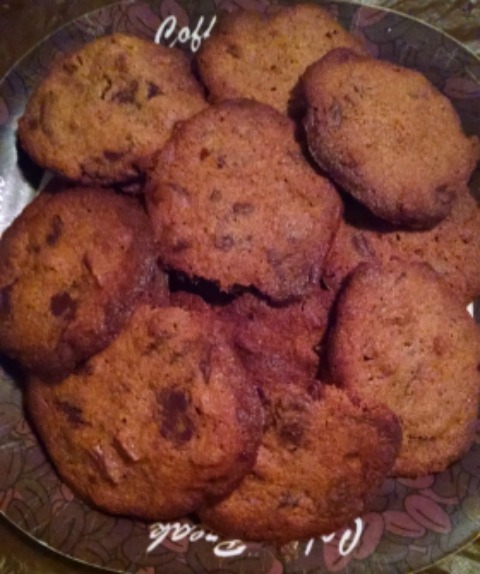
<box><xmin>147</xmin><ymin>82</ymin><xmax>163</xmax><ymax>99</ymax></box>
<box><xmin>233</xmin><ymin>202</ymin><xmax>255</xmax><ymax>216</ymax></box>
<box><xmin>156</xmin><ymin>388</ymin><xmax>194</xmax><ymax>444</ymax></box>
<box><xmin>256</xmin><ymin>386</ymin><xmax>268</xmax><ymax>406</ymax></box>
<box><xmin>113</xmin><ymin>430</ymin><xmax>141</xmax><ymax>463</ymax></box>
<box><xmin>214</xmin><ymin>235</ymin><xmax>235</xmax><ymax>251</ymax></box>
<box><xmin>55</xmin><ymin>400</ymin><xmax>86</xmax><ymax>426</ymax></box>
<box><xmin>159</xmin><ymin>387</ymin><xmax>188</xmax><ymax>412</ymax></box>
<box><xmin>0</xmin><ymin>284</ymin><xmax>13</xmax><ymax>314</ymax></box>
<box><xmin>200</xmin><ymin>148</ymin><xmax>210</xmax><ymax>161</ymax></box>
<box><xmin>216</xmin><ymin>156</ymin><xmax>226</xmax><ymax>169</ymax></box>
<box><xmin>89</xmin><ymin>445</ymin><xmax>123</xmax><ymax>485</ymax></box>
<box><xmin>50</xmin><ymin>292</ymin><xmax>77</xmax><ymax>320</ymax></box>
<box><xmin>46</xmin><ymin>214</ymin><xmax>63</xmax><ymax>246</ymax></box>
<box><xmin>112</xmin><ymin>80</ymin><xmax>139</xmax><ymax>104</ymax></box>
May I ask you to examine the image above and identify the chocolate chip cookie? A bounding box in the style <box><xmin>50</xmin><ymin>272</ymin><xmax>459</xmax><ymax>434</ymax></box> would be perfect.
<box><xmin>146</xmin><ymin>99</ymin><xmax>342</xmax><ymax>302</ymax></box>
<box><xmin>18</xmin><ymin>34</ymin><xmax>207</xmax><ymax>185</ymax></box>
<box><xmin>197</xmin><ymin>3</ymin><xmax>369</xmax><ymax>116</ymax></box>
<box><xmin>303</xmin><ymin>49</ymin><xmax>479</xmax><ymax>228</ymax></box>
<box><xmin>27</xmin><ymin>305</ymin><xmax>263</xmax><ymax>520</ymax></box>
<box><xmin>0</xmin><ymin>185</ymin><xmax>158</xmax><ymax>377</ymax></box>
<box><xmin>322</xmin><ymin>188</ymin><xmax>480</xmax><ymax>304</ymax></box>
<box><xmin>199</xmin><ymin>383</ymin><xmax>401</xmax><ymax>542</ymax></box>
<box><xmin>329</xmin><ymin>261</ymin><xmax>480</xmax><ymax>476</ymax></box>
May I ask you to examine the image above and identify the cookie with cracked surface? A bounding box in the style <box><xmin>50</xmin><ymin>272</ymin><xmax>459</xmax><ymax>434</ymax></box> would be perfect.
<box><xmin>197</xmin><ymin>3</ymin><xmax>369</xmax><ymax>116</ymax></box>
<box><xmin>328</xmin><ymin>261</ymin><xmax>480</xmax><ymax>476</ymax></box>
<box><xmin>18</xmin><ymin>33</ymin><xmax>206</xmax><ymax>185</ymax></box>
<box><xmin>26</xmin><ymin>305</ymin><xmax>263</xmax><ymax>520</ymax></box>
<box><xmin>323</xmin><ymin>188</ymin><xmax>480</xmax><ymax>304</ymax></box>
<box><xmin>146</xmin><ymin>99</ymin><xmax>342</xmax><ymax>302</ymax></box>
<box><xmin>199</xmin><ymin>382</ymin><xmax>401</xmax><ymax>542</ymax></box>
<box><xmin>303</xmin><ymin>49</ymin><xmax>479</xmax><ymax>228</ymax></box>
<box><xmin>217</xmin><ymin>287</ymin><xmax>334</xmax><ymax>387</ymax></box>
<box><xmin>0</xmin><ymin>186</ymin><xmax>158</xmax><ymax>377</ymax></box>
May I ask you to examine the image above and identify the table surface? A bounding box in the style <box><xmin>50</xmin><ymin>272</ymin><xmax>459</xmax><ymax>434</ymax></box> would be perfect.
<box><xmin>0</xmin><ymin>1</ymin><xmax>480</xmax><ymax>573</ymax></box>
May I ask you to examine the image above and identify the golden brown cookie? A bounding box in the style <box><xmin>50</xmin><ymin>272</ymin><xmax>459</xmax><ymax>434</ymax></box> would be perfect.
<box><xmin>0</xmin><ymin>186</ymin><xmax>158</xmax><ymax>377</ymax></box>
<box><xmin>18</xmin><ymin>33</ymin><xmax>206</xmax><ymax>185</ymax></box>
<box><xmin>303</xmin><ymin>49</ymin><xmax>479</xmax><ymax>228</ymax></box>
<box><xmin>199</xmin><ymin>383</ymin><xmax>401</xmax><ymax>542</ymax></box>
<box><xmin>329</xmin><ymin>261</ymin><xmax>480</xmax><ymax>476</ymax></box>
<box><xmin>197</xmin><ymin>3</ymin><xmax>369</xmax><ymax>116</ymax></box>
<box><xmin>322</xmin><ymin>188</ymin><xmax>480</xmax><ymax>304</ymax></box>
<box><xmin>146</xmin><ymin>99</ymin><xmax>342</xmax><ymax>302</ymax></box>
<box><xmin>26</xmin><ymin>305</ymin><xmax>263</xmax><ymax>520</ymax></box>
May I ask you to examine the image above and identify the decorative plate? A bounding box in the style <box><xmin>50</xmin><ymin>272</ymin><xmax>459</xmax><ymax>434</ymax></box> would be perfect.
<box><xmin>1</xmin><ymin>1</ymin><xmax>480</xmax><ymax>572</ymax></box>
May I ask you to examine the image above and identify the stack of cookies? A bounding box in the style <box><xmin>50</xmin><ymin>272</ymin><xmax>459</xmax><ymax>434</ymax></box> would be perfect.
<box><xmin>1</xmin><ymin>3</ymin><xmax>479</xmax><ymax>544</ymax></box>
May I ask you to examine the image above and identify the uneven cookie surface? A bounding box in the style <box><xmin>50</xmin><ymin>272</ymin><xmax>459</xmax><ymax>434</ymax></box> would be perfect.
<box><xmin>27</xmin><ymin>305</ymin><xmax>263</xmax><ymax>520</ymax></box>
<box><xmin>303</xmin><ymin>49</ymin><xmax>479</xmax><ymax>228</ymax></box>
<box><xmin>329</xmin><ymin>262</ymin><xmax>480</xmax><ymax>476</ymax></box>
<box><xmin>199</xmin><ymin>383</ymin><xmax>401</xmax><ymax>542</ymax></box>
<box><xmin>18</xmin><ymin>33</ymin><xmax>206</xmax><ymax>184</ymax></box>
<box><xmin>197</xmin><ymin>3</ymin><xmax>369</xmax><ymax>115</ymax></box>
<box><xmin>323</xmin><ymin>189</ymin><xmax>480</xmax><ymax>304</ymax></box>
<box><xmin>217</xmin><ymin>288</ymin><xmax>333</xmax><ymax>387</ymax></box>
<box><xmin>0</xmin><ymin>186</ymin><xmax>157</xmax><ymax>377</ymax></box>
<box><xmin>146</xmin><ymin>99</ymin><xmax>342</xmax><ymax>301</ymax></box>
